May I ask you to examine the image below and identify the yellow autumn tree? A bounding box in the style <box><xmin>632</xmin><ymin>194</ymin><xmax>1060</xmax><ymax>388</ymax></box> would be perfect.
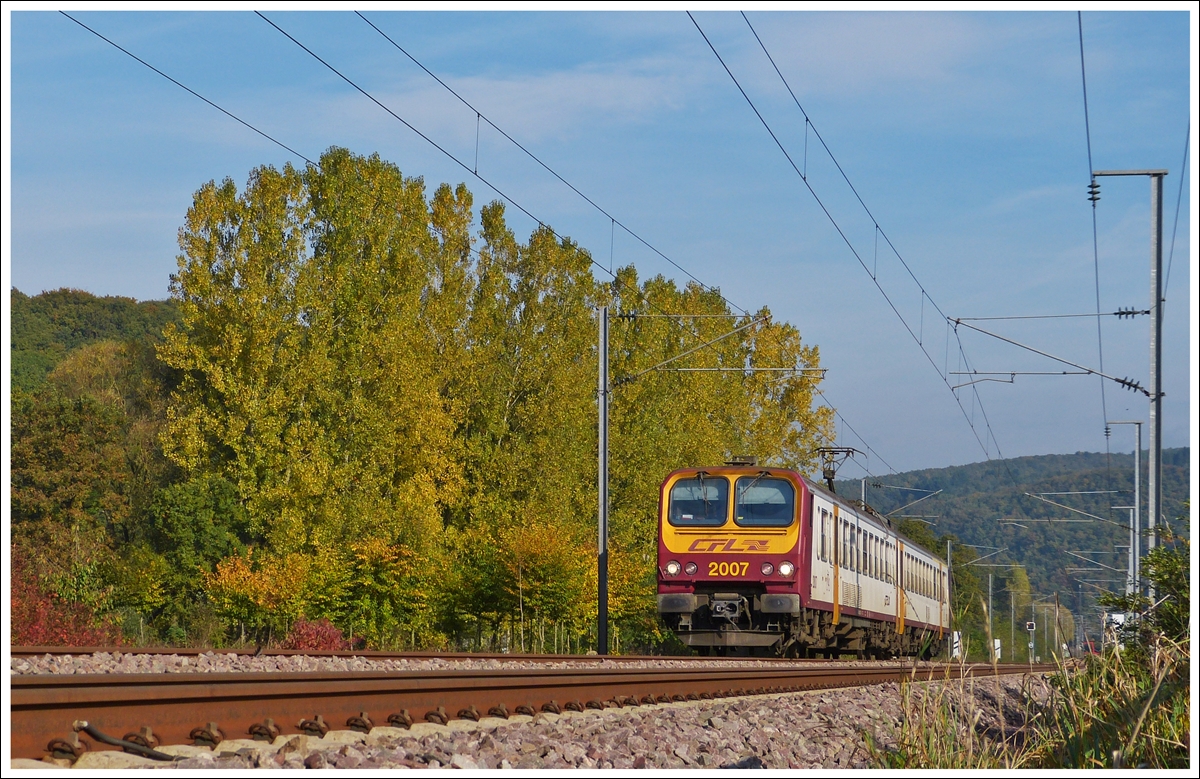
<box><xmin>165</xmin><ymin>149</ymin><xmax>832</xmax><ymax>651</ymax></box>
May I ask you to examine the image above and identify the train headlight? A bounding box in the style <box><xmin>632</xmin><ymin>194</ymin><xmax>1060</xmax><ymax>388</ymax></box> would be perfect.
<box><xmin>665</xmin><ymin>560</ymin><xmax>681</xmax><ymax>576</ymax></box>
<box><xmin>760</xmin><ymin>562</ymin><xmax>774</xmax><ymax>576</ymax></box>
<box><xmin>684</xmin><ymin>562</ymin><xmax>698</xmax><ymax>575</ymax></box>
<box><xmin>779</xmin><ymin>561</ymin><xmax>795</xmax><ymax>577</ymax></box>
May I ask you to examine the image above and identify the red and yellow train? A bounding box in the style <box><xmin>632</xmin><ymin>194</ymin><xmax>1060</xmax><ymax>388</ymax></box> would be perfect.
<box><xmin>657</xmin><ymin>461</ymin><xmax>949</xmax><ymax>658</ymax></box>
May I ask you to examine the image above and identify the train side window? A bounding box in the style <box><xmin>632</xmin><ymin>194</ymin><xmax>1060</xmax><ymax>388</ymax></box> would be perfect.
<box><xmin>844</xmin><ymin>521</ymin><xmax>851</xmax><ymax>570</ymax></box>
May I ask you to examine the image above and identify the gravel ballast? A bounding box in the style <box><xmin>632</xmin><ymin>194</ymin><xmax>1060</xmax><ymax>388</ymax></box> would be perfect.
<box><xmin>13</xmin><ymin>670</ymin><xmax>1050</xmax><ymax>770</ymax></box>
<box><xmin>10</xmin><ymin>651</ymin><xmax>931</xmax><ymax>675</ymax></box>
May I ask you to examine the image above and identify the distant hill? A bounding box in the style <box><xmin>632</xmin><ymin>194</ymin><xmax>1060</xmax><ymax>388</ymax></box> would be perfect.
<box><xmin>835</xmin><ymin>448</ymin><xmax>1190</xmax><ymax>598</ymax></box>
<box><xmin>10</xmin><ymin>288</ymin><xmax>179</xmax><ymax>393</ymax></box>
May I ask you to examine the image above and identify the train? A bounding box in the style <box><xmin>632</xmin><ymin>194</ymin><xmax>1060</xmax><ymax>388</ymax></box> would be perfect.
<box><xmin>657</xmin><ymin>460</ymin><xmax>949</xmax><ymax>658</ymax></box>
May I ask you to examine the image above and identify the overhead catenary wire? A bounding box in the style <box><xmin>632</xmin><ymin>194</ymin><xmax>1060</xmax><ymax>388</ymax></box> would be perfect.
<box><xmin>951</xmin><ymin>319</ymin><xmax>1149</xmax><ymax>396</ymax></box>
<box><xmin>59</xmin><ymin>12</ymin><xmax>316</xmax><ymax>167</ymax></box>
<box><xmin>257</xmin><ymin>14</ymin><xmax>810</xmax><ymax>388</ymax></box>
<box><xmin>954</xmin><ymin>310</ymin><xmax>1148</xmax><ymax>321</ymax></box>
<box><xmin>354</xmin><ymin>10</ymin><xmax>743</xmax><ymax>317</ymax></box>
<box><xmin>60</xmin><ymin>10</ymin><xmax>695</xmax><ymax>368</ymax></box>
<box><xmin>1164</xmin><ymin>121</ymin><xmax>1190</xmax><ymax>297</ymax></box>
<box><xmin>64</xmin><ymin>12</ymin><xmax>632</xmax><ymax>310</ymax></box>
<box><xmin>352</xmin><ymin>12</ymin><xmax>855</xmax><ymax>427</ymax></box>
<box><xmin>814</xmin><ymin>388</ymin><xmax>896</xmax><ymax>477</ymax></box>
<box><xmin>61</xmin><ymin>10</ymin><xmax>898</xmax><ymax>478</ymax></box>
<box><xmin>1077</xmin><ymin>12</ymin><xmax>1113</xmax><ymax>484</ymax></box>
<box><xmin>254</xmin><ymin>13</ymin><xmax>803</xmax><ymax>394</ymax></box>
<box><xmin>694</xmin><ymin>12</ymin><xmax>1010</xmax><ymax>480</ymax></box>
<box><xmin>734</xmin><ymin>12</ymin><xmax>1017</xmax><ymax>475</ymax></box>
<box><xmin>299</xmin><ymin>12</ymin><xmax>900</xmax><ymax>473</ymax></box>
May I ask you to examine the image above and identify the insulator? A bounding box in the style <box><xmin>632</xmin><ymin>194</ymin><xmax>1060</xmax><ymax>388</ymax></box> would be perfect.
<box><xmin>1088</xmin><ymin>181</ymin><xmax>1101</xmax><ymax>202</ymax></box>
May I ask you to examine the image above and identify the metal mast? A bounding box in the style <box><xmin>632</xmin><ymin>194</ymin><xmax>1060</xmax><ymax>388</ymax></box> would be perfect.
<box><xmin>1093</xmin><ymin>170</ymin><xmax>1166</xmax><ymax>588</ymax></box>
<box><xmin>597</xmin><ymin>306</ymin><xmax>609</xmax><ymax>655</ymax></box>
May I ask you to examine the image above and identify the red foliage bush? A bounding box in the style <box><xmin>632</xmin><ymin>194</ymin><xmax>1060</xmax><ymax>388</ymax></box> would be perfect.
<box><xmin>10</xmin><ymin>553</ymin><xmax>123</xmax><ymax>647</ymax></box>
<box><xmin>279</xmin><ymin>618</ymin><xmax>349</xmax><ymax>651</ymax></box>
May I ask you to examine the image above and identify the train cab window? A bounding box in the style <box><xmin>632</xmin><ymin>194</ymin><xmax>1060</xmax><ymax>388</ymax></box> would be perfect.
<box><xmin>668</xmin><ymin>476</ymin><xmax>729</xmax><ymax>526</ymax></box>
<box><xmin>733</xmin><ymin>476</ymin><xmax>795</xmax><ymax>527</ymax></box>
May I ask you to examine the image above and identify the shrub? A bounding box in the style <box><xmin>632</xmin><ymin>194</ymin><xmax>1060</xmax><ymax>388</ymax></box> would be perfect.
<box><xmin>280</xmin><ymin>618</ymin><xmax>349</xmax><ymax>651</ymax></box>
<box><xmin>10</xmin><ymin>552</ymin><xmax>122</xmax><ymax>647</ymax></box>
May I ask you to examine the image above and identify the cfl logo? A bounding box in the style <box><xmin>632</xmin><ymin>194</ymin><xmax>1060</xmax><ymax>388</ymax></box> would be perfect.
<box><xmin>687</xmin><ymin>539</ymin><xmax>771</xmax><ymax>553</ymax></box>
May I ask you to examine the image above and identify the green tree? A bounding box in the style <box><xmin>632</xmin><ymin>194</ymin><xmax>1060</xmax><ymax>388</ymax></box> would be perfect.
<box><xmin>158</xmin><ymin>148</ymin><xmax>835</xmax><ymax>651</ymax></box>
<box><xmin>159</xmin><ymin>151</ymin><xmax>460</xmax><ymax>554</ymax></box>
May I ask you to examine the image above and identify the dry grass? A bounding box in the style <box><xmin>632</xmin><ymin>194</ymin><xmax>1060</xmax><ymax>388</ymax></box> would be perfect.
<box><xmin>867</xmin><ymin>634</ymin><xmax>1190</xmax><ymax>769</ymax></box>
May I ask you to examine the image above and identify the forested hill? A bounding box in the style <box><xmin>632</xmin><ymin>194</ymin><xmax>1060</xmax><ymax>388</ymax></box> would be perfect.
<box><xmin>11</xmin><ymin>287</ymin><xmax>179</xmax><ymax>393</ymax></box>
<box><xmin>836</xmin><ymin>449</ymin><xmax>1190</xmax><ymax>597</ymax></box>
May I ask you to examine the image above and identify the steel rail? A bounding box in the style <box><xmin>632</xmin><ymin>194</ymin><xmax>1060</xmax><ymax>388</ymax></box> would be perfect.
<box><xmin>11</xmin><ymin>663</ymin><xmax>1051</xmax><ymax>760</ymax></box>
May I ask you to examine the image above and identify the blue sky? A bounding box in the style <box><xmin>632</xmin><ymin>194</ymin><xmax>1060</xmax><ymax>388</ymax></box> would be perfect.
<box><xmin>5</xmin><ymin>8</ymin><xmax>1195</xmax><ymax>476</ymax></box>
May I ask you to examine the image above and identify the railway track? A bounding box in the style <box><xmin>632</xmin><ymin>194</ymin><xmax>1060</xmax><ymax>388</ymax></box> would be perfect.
<box><xmin>11</xmin><ymin>650</ymin><xmax>1052</xmax><ymax>761</ymax></box>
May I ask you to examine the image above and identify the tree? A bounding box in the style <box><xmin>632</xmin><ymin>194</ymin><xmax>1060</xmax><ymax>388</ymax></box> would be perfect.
<box><xmin>11</xmin><ymin>390</ymin><xmax>129</xmax><ymax>534</ymax></box>
<box><xmin>159</xmin><ymin>148</ymin><xmax>835</xmax><ymax>651</ymax></box>
<box><xmin>159</xmin><ymin>151</ymin><xmax>460</xmax><ymax>553</ymax></box>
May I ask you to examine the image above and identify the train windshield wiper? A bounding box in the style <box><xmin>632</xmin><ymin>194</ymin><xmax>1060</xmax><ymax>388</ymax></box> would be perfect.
<box><xmin>696</xmin><ymin>471</ymin><xmax>712</xmax><ymax>519</ymax></box>
<box><xmin>740</xmin><ymin>470</ymin><xmax>771</xmax><ymax>497</ymax></box>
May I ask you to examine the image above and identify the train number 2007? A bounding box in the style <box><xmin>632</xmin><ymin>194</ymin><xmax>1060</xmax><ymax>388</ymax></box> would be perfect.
<box><xmin>708</xmin><ymin>561</ymin><xmax>749</xmax><ymax>577</ymax></box>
